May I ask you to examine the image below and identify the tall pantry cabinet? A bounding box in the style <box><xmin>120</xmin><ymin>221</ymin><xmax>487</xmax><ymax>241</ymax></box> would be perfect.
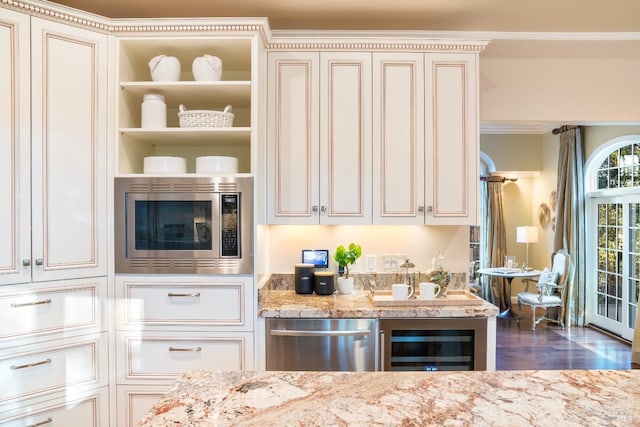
<box><xmin>0</xmin><ymin>4</ymin><xmax>109</xmax><ymax>427</ymax></box>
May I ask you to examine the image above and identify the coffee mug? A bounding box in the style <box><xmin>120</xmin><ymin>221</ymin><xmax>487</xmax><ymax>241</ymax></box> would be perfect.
<box><xmin>419</xmin><ymin>282</ymin><xmax>441</xmax><ymax>299</ymax></box>
<box><xmin>392</xmin><ymin>283</ymin><xmax>414</xmax><ymax>300</ymax></box>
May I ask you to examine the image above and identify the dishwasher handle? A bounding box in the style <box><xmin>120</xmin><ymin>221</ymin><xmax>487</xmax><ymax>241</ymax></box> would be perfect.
<box><xmin>270</xmin><ymin>328</ymin><xmax>372</xmax><ymax>337</ymax></box>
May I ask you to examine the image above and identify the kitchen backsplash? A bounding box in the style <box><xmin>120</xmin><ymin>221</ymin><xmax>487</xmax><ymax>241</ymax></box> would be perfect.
<box><xmin>263</xmin><ymin>272</ymin><xmax>469</xmax><ymax>292</ymax></box>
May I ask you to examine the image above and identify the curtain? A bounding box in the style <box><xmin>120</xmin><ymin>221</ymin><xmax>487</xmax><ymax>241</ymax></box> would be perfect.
<box><xmin>553</xmin><ymin>126</ymin><xmax>586</xmax><ymax>327</ymax></box>
<box><xmin>481</xmin><ymin>177</ymin><xmax>507</xmax><ymax>307</ymax></box>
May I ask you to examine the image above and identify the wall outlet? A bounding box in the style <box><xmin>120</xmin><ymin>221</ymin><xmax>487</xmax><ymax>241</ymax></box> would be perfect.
<box><xmin>367</xmin><ymin>254</ymin><xmax>377</xmax><ymax>272</ymax></box>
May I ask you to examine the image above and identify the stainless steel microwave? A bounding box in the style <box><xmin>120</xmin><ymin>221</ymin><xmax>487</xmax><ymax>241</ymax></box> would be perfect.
<box><xmin>115</xmin><ymin>176</ymin><xmax>253</xmax><ymax>274</ymax></box>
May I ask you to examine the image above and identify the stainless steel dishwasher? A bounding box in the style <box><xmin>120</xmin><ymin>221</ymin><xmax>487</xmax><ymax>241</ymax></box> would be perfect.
<box><xmin>266</xmin><ymin>318</ymin><xmax>378</xmax><ymax>371</ymax></box>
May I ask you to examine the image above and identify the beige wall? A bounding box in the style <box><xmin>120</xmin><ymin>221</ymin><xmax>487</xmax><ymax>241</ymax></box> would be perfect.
<box><xmin>479</xmin><ymin>40</ymin><xmax>640</xmax><ymax>122</ymax></box>
<box><xmin>481</xmin><ymin>132</ymin><xmax>558</xmax><ymax>293</ymax></box>
<box><xmin>583</xmin><ymin>125</ymin><xmax>640</xmax><ymax>159</ymax></box>
<box><xmin>264</xmin><ymin>225</ymin><xmax>469</xmax><ymax>276</ymax></box>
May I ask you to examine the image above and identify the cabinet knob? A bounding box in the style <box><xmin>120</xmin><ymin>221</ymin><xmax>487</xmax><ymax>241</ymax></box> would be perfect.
<box><xmin>320</xmin><ymin>205</ymin><xmax>327</xmax><ymax>213</ymax></box>
<box><xmin>427</xmin><ymin>206</ymin><xmax>433</xmax><ymax>214</ymax></box>
<box><xmin>418</xmin><ymin>206</ymin><xmax>425</xmax><ymax>214</ymax></box>
<box><xmin>312</xmin><ymin>205</ymin><xmax>319</xmax><ymax>213</ymax></box>
<box><xmin>35</xmin><ymin>258</ymin><xmax>44</xmax><ymax>266</ymax></box>
<box><xmin>22</xmin><ymin>259</ymin><xmax>31</xmax><ymax>267</ymax></box>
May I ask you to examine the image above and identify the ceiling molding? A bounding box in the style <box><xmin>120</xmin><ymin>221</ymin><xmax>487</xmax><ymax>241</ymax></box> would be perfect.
<box><xmin>273</xmin><ymin>29</ymin><xmax>640</xmax><ymax>42</ymax></box>
<box><xmin>481</xmin><ymin>121</ymin><xmax>640</xmax><ymax>135</ymax></box>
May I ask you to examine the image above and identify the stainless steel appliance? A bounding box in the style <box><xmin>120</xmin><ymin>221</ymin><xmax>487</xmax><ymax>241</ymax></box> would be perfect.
<box><xmin>266</xmin><ymin>318</ymin><xmax>378</xmax><ymax>371</ymax></box>
<box><xmin>379</xmin><ymin>318</ymin><xmax>487</xmax><ymax>371</ymax></box>
<box><xmin>115</xmin><ymin>176</ymin><xmax>253</xmax><ymax>274</ymax></box>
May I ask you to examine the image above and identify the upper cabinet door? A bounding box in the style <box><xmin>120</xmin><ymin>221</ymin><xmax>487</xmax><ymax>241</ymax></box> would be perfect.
<box><xmin>0</xmin><ymin>9</ymin><xmax>31</xmax><ymax>286</ymax></box>
<box><xmin>267</xmin><ymin>52</ymin><xmax>320</xmax><ymax>224</ymax></box>
<box><xmin>319</xmin><ymin>52</ymin><xmax>372</xmax><ymax>225</ymax></box>
<box><xmin>372</xmin><ymin>53</ymin><xmax>425</xmax><ymax>225</ymax></box>
<box><xmin>30</xmin><ymin>17</ymin><xmax>109</xmax><ymax>282</ymax></box>
<box><xmin>424</xmin><ymin>53</ymin><xmax>479</xmax><ymax>225</ymax></box>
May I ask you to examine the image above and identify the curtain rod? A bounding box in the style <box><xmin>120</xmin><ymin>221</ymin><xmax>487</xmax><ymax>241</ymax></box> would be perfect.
<box><xmin>552</xmin><ymin>125</ymin><xmax>579</xmax><ymax>135</ymax></box>
<box><xmin>480</xmin><ymin>176</ymin><xmax>518</xmax><ymax>183</ymax></box>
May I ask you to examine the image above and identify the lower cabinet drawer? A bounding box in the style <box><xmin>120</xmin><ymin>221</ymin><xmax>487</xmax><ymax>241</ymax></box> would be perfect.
<box><xmin>0</xmin><ymin>387</ymin><xmax>109</xmax><ymax>427</ymax></box>
<box><xmin>0</xmin><ymin>333</ymin><xmax>107</xmax><ymax>405</ymax></box>
<box><xmin>116</xmin><ymin>276</ymin><xmax>253</xmax><ymax>330</ymax></box>
<box><xmin>117</xmin><ymin>332</ymin><xmax>254</xmax><ymax>384</ymax></box>
<box><xmin>0</xmin><ymin>278</ymin><xmax>104</xmax><ymax>343</ymax></box>
<box><xmin>117</xmin><ymin>385</ymin><xmax>167</xmax><ymax>427</ymax></box>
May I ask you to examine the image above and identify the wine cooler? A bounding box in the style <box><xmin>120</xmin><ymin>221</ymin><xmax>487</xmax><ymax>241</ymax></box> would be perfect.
<box><xmin>379</xmin><ymin>318</ymin><xmax>488</xmax><ymax>371</ymax></box>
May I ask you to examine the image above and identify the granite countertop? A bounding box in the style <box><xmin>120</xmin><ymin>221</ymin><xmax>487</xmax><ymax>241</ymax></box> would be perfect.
<box><xmin>259</xmin><ymin>273</ymin><xmax>498</xmax><ymax>318</ymax></box>
<box><xmin>138</xmin><ymin>369</ymin><xmax>640</xmax><ymax>426</ymax></box>
<box><xmin>259</xmin><ymin>289</ymin><xmax>499</xmax><ymax>318</ymax></box>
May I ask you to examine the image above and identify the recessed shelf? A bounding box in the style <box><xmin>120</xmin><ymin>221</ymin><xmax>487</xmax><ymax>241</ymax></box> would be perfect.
<box><xmin>120</xmin><ymin>81</ymin><xmax>251</xmax><ymax>107</ymax></box>
<box><xmin>119</xmin><ymin>127</ymin><xmax>251</xmax><ymax>146</ymax></box>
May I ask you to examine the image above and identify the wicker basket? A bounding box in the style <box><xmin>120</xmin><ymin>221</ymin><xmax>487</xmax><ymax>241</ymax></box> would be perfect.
<box><xmin>178</xmin><ymin>104</ymin><xmax>234</xmax><ymax>128</ymax></box>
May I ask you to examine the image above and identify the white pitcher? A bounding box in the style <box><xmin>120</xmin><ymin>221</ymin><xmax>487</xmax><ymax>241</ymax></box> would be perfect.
<box><xmin>192</xmin><ymin>54</ymin><xmax>223</xmax><ymax>81</ymax></box>
<box><xmin>148</xmin><ymin>55</ymin><xmax>181</xmax><ymax>81</ymax></box>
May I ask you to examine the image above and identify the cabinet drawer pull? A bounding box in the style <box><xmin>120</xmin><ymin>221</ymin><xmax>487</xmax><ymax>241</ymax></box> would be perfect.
<box><xmin>35</xmin><ymin>258</ymin><xmax>44</xmax><ymax>266</ymax></box>
<box><xmin>11</xmin><ymin>299</ymin><xmax>52</xmax><ymax>308</ymax></box>
<box><xmin>169</xmin><ymin>346</ymin><xmax>202</xmax><ymax>352</ymax></box>
<box><xmin>167</xmin><ymin>292</ymin><xmax>201</xmax><ymax>297</ymax></box>
<box><xmin>26</xmin><ymin>417</ymin><xmax>53</xmax><ymax>427</ymax></box>
<box><xmin>11</xmin><ymin>358</ymin><xmax>52</xmax><ymax>370</ymax></box>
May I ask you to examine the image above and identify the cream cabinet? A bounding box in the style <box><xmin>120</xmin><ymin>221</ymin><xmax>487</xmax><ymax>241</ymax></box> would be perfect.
<box><xmin>115</xmin><ymin>275</ymin><xmax>255</xmax><ymax>426</ymax></box>
<box><xmin>373</xmin><ymin>52</ymin><xmax>479</xmax><ymax>225</ymax></box>
<box><xmin>267</xmin><ymin>51</ymin><xmax>372</xmax><ymax>224</ymax></box>
<box><xmin>0</xmin><ymin>277</ymin><xmax>105</xmax><ymax>347</ymax></box>
<box><xmin>268</xmin><ymin>48</ymin><xmax>480</xmax><ymax>226</ymax></box>
<box><xmin>0</xmin><ymin>10</ymin><xmax>108</xmax><ymax>285</ymax></box>
<box><xmin>1</xmin><ymin>387</ymin><xmax>109</xmax><ymax>427</ymax></box>
<box><xmin>0</xmin><ymin>5</ymin><xmax>110</xmax><ymax>423</ymax></box>
<box><xmin>424</xmin><ymin>53</ymin><xmax>479</xmax><ymax>225</ymax></box>
<box><xmin>0</xmin><ymin>332</ymin><xmax>108</xmax><ymax>414</ymax></box>
<box><xmin>372</xmin><ymin>53</ymin><xmax>426</xmax><ymax>224</ymax></box>
<box><xmin>116</xmin><ymin>36</ymin><xmax>258</xmax><ymax>175</ymax></box>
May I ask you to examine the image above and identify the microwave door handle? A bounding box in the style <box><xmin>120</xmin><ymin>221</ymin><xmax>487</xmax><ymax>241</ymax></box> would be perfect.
<box><xmin>269</xmin><ymin>329</ymin><xmax>372</xmax><ymax>337</ymax></box>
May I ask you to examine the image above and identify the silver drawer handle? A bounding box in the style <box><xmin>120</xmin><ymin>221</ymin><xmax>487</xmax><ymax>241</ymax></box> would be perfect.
<box><xmin>11</xmin><ymin>299</ymin><xmax>52</xmax><ymax>308</ymax></box>
<box><xmin>167</xmin><ymin>292</ymin><xmax>201</xmax><ymax>297</ymax></box>
<box><xmin>26</xmin><ymin>417</ymin><xmax>53</xmax><ymax>427</ymax></box>
<box><xmin>11</xmin><ymin>358</ymin><xmax>52</xmax><ymax>370</ymax></box>
<box><xmin>169</xmin><ymin>346</ymin><xmax>202</xmax><ymax>352</ymax></box>
<box><xmin>270</xmin><ymin>329</ymin><xmax>372</xmax><ymax>337</ymax></box>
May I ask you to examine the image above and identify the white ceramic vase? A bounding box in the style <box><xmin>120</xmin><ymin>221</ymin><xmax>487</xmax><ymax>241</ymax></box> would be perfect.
<box><xmin>337</xmin><ymin>277</ymin><xmax>354</xmax><ymax>294</ymax></box>
<box><xmin>148</xmin><ymin>55</ymin><xmax>181</xmax><ymax>81</ymax></box>
<box><xmin>192</xmin><ymin>54</ymin><xmax>223</xmax><ymax>81</ymax></box>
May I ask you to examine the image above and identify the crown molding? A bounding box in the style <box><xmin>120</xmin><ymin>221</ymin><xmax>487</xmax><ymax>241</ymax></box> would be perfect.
<box><xmin>1</xmin><ymin>0</ymin><xmax>273</xmax><ymax>43</ymax></box>
<box><xmin>269</xmin><ymin>30</ymin><xmax>490</xmax><ymax>51</ymax></box>
<box><xmin>481</xmin><ymin>121</ymin><xmax>640</xmax><ymax>135</ymax></box>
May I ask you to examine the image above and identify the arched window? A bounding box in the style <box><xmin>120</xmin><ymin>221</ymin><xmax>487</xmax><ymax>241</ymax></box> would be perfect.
<box><xmin>585</xmin><ymin>135</ymin><xmax>640</xmax><ymax>340</ymax></box>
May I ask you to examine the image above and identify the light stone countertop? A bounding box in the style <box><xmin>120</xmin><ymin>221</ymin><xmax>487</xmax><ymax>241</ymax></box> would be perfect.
<box><xmin>259</xmin><ymin>289</ymin><xmax>499</xmax><ymax>318</ymax></box>
<box><xmin>138</xmin><ymin>369</ymin><xmax>640</xmax><ymax>426</ymax></box>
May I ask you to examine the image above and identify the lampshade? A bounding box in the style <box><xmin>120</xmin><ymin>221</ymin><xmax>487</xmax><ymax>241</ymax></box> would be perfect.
<box><xmin>516</xmin><ymin>226</ymin><xmax>539</xmax><ymax>243</ymax></box>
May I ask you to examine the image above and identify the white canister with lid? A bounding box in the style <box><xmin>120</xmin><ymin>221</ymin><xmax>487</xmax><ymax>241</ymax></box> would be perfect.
<box><xmin>141</xmin><ymin>94</ymin><xmax>166</xmax><ymax>128</ymax></box>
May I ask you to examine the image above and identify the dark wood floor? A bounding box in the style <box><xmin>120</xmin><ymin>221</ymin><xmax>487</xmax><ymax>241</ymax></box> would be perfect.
<box><xmin>496</xmin><ymin>307</ymin><xmax>633</xmax><ymax>370</ymax></box>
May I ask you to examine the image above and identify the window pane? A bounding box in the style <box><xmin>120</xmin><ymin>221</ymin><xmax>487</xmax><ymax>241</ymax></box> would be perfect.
<box><xmin>597</xmin><ymin>294</ymin><xmax>606</xmax><ymax>316</ymax></box>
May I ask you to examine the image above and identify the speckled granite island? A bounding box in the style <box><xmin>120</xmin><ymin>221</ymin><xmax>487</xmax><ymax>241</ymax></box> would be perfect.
<box><xmin>138</xmin><ymin>369</ymin><xmax>640</xmax><ymax>426</ymax></box>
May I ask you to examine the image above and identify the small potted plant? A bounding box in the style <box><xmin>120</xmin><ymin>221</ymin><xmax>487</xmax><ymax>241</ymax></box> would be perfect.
<box><xmin>333</xmin><ymin>243</ymin><xmax>362</xmax><ymax>294</ymax></box>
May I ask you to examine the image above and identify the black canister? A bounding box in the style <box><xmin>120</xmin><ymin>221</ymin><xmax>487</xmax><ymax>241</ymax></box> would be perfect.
<box><xmin>314</xmin><ymin>271</ymin><xmax>335</xmax><ymax>295</ymax></box>
<box><xmin>294</xmin><ymin>263</ymin><xmax>315</xmax><ymax>294</ymax></box>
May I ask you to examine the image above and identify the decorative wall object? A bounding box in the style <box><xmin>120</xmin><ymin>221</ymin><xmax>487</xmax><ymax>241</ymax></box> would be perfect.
<box><xmin>538</xmin><ymin>203</ymin><xmax>551</xmax><ymax>228</ymax></box>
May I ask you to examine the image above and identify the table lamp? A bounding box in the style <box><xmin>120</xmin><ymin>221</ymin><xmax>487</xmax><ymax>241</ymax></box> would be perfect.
<box><xmin>516</xmin><ymin>226</ymin><xmax>538</xmax><ymax>270</ymax></box>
